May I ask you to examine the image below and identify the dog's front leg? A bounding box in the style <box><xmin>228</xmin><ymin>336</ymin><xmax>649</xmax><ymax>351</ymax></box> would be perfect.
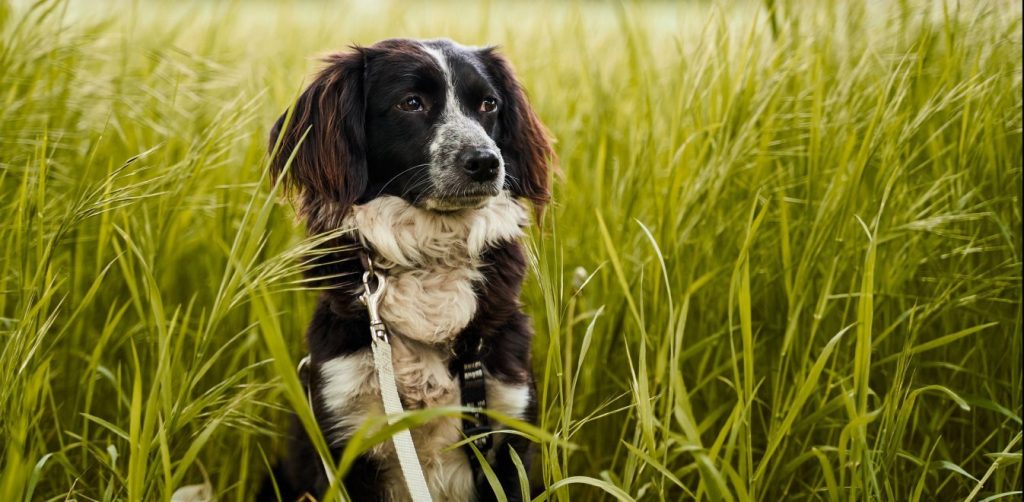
<box><xmin>334</xmin><ymin>449</ymin><xmax>387</xmax><ymax>500</ymax></box>
<box><xmin>487</xmin><ymin>399</ymin><xmax>537</xmax><ymax>502</ymax></box>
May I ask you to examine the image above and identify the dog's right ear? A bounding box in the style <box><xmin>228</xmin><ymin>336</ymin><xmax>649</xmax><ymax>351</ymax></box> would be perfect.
<box><xmin>269</xmin><ymin>49</ymin><xmax>368</xmax><ymax>224</ymax></box>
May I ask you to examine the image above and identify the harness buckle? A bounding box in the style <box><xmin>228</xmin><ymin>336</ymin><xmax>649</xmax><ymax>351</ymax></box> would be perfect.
<box><xmin>463</xmin><ymin>415</ymin><xmax>493</xmax><ymax>452</ymax></box>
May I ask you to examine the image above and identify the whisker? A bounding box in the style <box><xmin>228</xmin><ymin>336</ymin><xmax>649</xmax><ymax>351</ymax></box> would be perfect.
<box><xmin>375</xmin><ymin>162</ymin><xmax>431</xmax><ymax>197</ymax></box>
<box><xmin>504</xmin><ymin>172</ymin><xmax>524</xmax><ymax>193</ymax></box>
<box><xmin>399</xmin><ymin>172</ymin><xmax>434</xmax><ymax>200</ymax></box>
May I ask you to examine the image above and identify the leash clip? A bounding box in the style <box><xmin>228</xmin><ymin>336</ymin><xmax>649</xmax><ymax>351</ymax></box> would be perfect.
<box><xmin>360</xmin><ymin>270</ymin><xmax>389</xmax><ymax>342</ymax></box>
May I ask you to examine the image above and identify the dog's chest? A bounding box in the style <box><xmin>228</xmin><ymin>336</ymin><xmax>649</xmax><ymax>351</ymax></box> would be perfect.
<box><xmin>316</xmin><ymin>195</ymin><xmax>529</xmax><ymax>500</ymax></box>
<box><xmin>343</xmin><ymin>194</ymin><xmax>526</xmax><ymax>344</ymax></box>
<box><xmin>375</xmin><ymin>259</ymin><xmax>482</xmax><ymax>345</ymax></box>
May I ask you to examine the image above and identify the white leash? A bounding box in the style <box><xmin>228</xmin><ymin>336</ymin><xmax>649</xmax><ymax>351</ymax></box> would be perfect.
<box><xmin>295</xmin><ymin>259</ymin><xmax>434</xmax><ymax>500</ymax></box>
<box><xmin>360</xmin><ymin>268</ymin><xmax>434</xmax><ymax>502</ymax></box>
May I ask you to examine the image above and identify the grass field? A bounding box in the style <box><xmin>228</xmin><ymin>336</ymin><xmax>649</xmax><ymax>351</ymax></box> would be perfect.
<box><xmin>1</xmin><ymin>0</ymin><xmax>1022</xmax><ymax>500</ymax></box>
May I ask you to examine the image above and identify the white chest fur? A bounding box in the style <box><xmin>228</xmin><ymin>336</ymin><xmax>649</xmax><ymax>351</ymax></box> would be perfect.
<box><xmin>344</xmin><ymin>193</ymin><xmax>526</xmax><ymax>344</ymax></box>
<box><xmin>318</xmin><ymin>194</ymin><xmax>531</xmax><ymax>501</ymax></box>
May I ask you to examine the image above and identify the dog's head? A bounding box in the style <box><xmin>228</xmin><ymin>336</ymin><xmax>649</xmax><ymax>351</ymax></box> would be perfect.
<box><xmin>269</xmin><ymin>39</ymin><xmax>555</xmax><ymax>228</ymax></box>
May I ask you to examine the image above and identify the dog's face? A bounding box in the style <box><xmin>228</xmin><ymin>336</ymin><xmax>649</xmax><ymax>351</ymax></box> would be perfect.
<box><xmin>365</xmin><ymin>40</ymin><xmax>506</xmax><ymax>211</ymax></box>
<box><xmin>269</xmin><ymin>39</ymin><xmax>555</xmax><ymax>226</ymax></box>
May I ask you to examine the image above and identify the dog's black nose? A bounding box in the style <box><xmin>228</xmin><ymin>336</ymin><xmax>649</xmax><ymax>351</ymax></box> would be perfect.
<box><xmin>460</xmin><ymin>148</ymin><xmax>500</xmax><ymax>182</ymax></box>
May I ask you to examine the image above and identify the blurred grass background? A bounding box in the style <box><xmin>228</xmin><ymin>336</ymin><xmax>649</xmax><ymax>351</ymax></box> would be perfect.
<box><xmin>1</xmin><ymin>0</ymin><xmax>1021</xmax><ymax>500</ymax></box>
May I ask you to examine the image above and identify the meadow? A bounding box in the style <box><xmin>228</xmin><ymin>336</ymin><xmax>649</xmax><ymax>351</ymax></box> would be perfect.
<box><xmin>1</xmin><ymin>0</ymin><xmax>1021</xmax><ymax>500</ymax></box>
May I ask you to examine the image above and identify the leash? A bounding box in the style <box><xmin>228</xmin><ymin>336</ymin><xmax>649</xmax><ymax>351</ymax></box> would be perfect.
<box><xmin>294</xmin><ymin>259</ymin><xmax>433</xmax><ymax>501</ymax></box>
<box><xmin>359</xmin><ymin>259</ymin><xmax>434</xmax><ymax>502</ymax></box>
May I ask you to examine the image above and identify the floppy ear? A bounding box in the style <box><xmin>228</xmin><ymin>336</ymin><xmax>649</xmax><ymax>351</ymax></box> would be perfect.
<box><xmin>480</xmin><ymin>48</ymin><xmax>557</xmax><ymax>211</ymax></box>
<box><xmin>269</xmin><ymin>50</ymin><xmax>368</xmax><ymax>230</ymax></box>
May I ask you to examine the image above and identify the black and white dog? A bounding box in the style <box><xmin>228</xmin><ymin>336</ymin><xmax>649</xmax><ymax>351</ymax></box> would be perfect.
<box><xmin>260</xmin><ymin>39</ymin><xmax>555</xmax><ymax>501</ymax></box>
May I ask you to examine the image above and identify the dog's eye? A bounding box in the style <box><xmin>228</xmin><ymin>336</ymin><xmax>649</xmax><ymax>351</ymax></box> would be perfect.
<box><xmin>397</xmin><ymin>96</ymin><xmax>425</xmax><ymax>112</ymax></box>
<box><xmin>480</xmin><ymin>97</ymin><xmax>498</xmax><ymax>113</ymax></box>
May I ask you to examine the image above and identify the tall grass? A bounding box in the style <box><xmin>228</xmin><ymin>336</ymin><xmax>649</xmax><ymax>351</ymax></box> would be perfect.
<box><xmin>1</xmin><ymin>0</ymin><xmax>1020</xmax><ymax>500</ymax></box>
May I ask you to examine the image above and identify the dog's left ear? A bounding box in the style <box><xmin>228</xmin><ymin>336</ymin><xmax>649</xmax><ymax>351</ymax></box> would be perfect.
<box><xmin>480</xmin><ymin>47</ymin><xmax>557</xmax><ymax>212</ymax></box>
<box><xmin>268</xmin><ymin>49</ymin><xmax>368</xmax><ymax>231</ymax></box>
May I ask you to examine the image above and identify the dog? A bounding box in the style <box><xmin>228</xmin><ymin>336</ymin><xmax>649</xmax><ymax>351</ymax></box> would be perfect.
<box><xmin>259</xmin><ymin>39</ymin><xmax>555</xmax><ymax>501</ymax></box>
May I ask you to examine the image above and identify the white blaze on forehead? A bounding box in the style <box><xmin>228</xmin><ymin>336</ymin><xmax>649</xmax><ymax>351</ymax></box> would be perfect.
<box><xmin>419</xmin><ymin>42</ymin><xmax>501</xmax><ymax>169</ymax></box>
<box><xmin>420</xmin><ymin>43</ymin><xmax>459</xmax><ymax>120</ymax></box>
<box><xmin>421</xmin><ymin>44</ymin><xmax>457</xmax><ymax>158</ymax></box>
<box><xmin>420</xmin><ymin>44</ymin><xmax>453</xmax><ymax>83</ymax></box>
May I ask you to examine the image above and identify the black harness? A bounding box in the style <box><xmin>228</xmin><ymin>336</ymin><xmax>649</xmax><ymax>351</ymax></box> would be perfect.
<box><xmin>454</xmin><ymin>334</ymin><xmax>493</xmax><ymax>476</ymax></box>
